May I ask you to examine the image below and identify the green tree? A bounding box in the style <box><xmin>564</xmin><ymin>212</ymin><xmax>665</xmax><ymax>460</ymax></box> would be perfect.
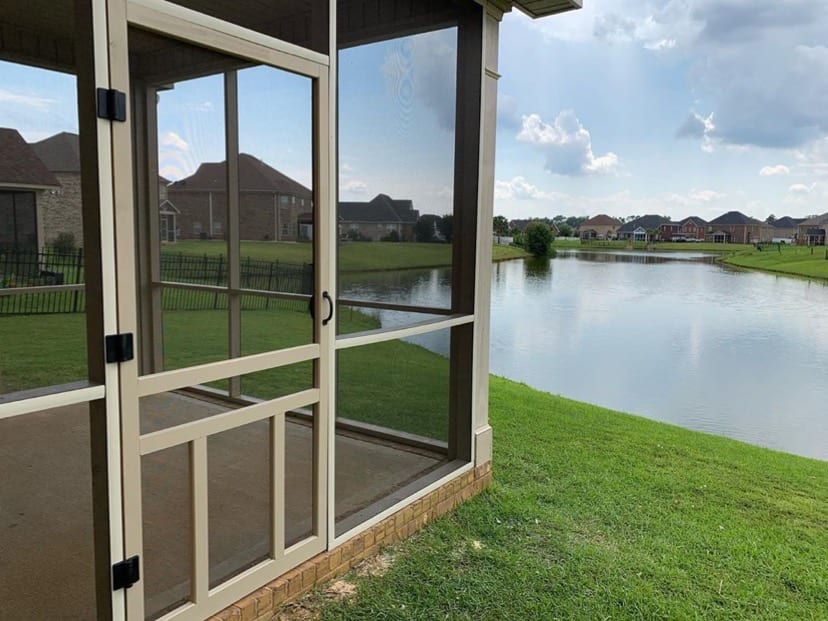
<box><xmin>438</xmin><ymin>214</ymin><xmax>453</xmax><ymax>243</ymax></box>
<box><xmin>557</xmin><ymin>223</ymin><xmax>573</xmax><ymax>237</ymax></box>
<box><xmin>524</xmin><ymin>222</ymin><xmax>553</xmax><ymax>256</ymax></box>
<box><xmin>415</xmin><ymin>215</ymin><xmax>439</xmax><ymax>242</ymax></box>
<box><xmin>493</xmin><ymin>215</ymin><xmax>509</xmax><ymax>236</ymax></box>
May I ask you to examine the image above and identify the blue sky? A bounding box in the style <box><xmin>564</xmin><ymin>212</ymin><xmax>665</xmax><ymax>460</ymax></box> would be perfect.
<box><xmin>494</xmin><ymin>0</ymin><xmax>828</xmax><ymax>221</ymax></box>
<box><xmin>3</xmin><ymin>1</ymin><xmax>826</xmax><ymax>222</ymax></box>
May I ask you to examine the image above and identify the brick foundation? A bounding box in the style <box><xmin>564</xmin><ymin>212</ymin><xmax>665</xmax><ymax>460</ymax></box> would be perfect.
<box><xmin>209</xmin><ymin>462</ymin><xmax>492</xmax><ymax>621</ymax></box>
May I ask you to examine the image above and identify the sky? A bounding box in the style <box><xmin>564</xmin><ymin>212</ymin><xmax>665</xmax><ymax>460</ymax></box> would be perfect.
<box><xmin>494</xmin><ymin>0</ymin><xmax>828</xmax><ymax>221</ymax></box>
<box><xmin>2</xmin><ymin>1</ymin><xmax>827</xmax><ymax>223</ymax></box>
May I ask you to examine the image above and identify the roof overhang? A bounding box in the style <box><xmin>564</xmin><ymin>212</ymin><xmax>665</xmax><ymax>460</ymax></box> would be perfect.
<box><xmin>513</xmin><ymin>0</ymin><xmax>583</xmax><ymax>18</ymax></box>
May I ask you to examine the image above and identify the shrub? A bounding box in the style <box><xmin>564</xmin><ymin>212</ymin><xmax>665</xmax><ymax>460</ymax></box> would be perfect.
<box><xmin>50</xmin><ymin>232</ymin><xmax>77</xmax><ymax>254</ymax></box>
<box><xmin>381</xmin><ymin>230</ymin><xmax>401</xmax><ymax>242</ymax></box>
<box><xmin>524</xmin><ymin>222</ymin><xmax>553</xmax><ymax>256</ymax></box>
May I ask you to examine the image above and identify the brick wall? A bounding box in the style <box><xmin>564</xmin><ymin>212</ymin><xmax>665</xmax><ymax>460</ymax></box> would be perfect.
<box><xmin>209</xmin><ymin>461</ymin><xmax>492</xmax><ymax>621</ymax></box>
<box><xmin>39</xmin><ymin>172</ymin><xmax>83</xmax><ymax>246</ymax></box>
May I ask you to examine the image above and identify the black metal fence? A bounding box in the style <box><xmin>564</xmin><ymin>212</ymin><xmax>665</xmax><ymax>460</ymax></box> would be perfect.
<box><xmin>0</xmin><ymin>248</ymin><xmax>312</xmax><ymax>315</ymax></box>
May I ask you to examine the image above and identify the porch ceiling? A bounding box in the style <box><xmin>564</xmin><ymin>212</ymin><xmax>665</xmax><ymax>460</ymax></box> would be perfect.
<box><xmin>513</xmin><ymin>0</ymin><xmax>583</xmax><ymax>18</ymax></box>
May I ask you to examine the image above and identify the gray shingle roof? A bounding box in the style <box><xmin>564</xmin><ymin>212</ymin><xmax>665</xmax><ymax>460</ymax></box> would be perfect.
<box><xmin>30</xmin><ymin>132</ymin><xmax>81</xmax><ymax>173</ymax></box>
<box><xmin>617</xmin><ymin>215</ymin><xmax>669</xmax><ymax>232</ymax></box>
<box><xmin>582</xmin><ymin>214</ymin><xmax>620</xmax><ymax>226</ymax></box>
<box><xmin>679</xmin><ymin>216</ymin><xmax>707</xmax><ymax>226</ymax></box>
<box><xmin>708</xmin><ymin>211</ymin><xmax>761</xmax><ymax>226</ymax></box>
<box><xmin>773</xmin><ymin>216</ymin><xmax>804</xmax><ymax>228</ymax></box>
<box><xmin>799</xmin><ymin>213</ymin><xmax>828</xmax><ymax>227</ymax></box>
<box><xmin>339</xmin><ymin>194</ymin><xmax>418</xmax><ymax>224</ymax></box>
<box><xmin>0</xmin><ymin>128</ymin><xmax>60</xmax><ymax>188</ymax></box>
<box><xmin>169</xmin><ymin>153</ymin><xmax>312</xmax><ymax>197</ymax></box>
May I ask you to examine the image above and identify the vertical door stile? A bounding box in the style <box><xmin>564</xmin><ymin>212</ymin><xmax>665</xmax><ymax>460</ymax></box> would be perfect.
<box><xmin>106</xmin><ymin>0</ymin><xmax>145</xmax><ymax>618</ymax></box>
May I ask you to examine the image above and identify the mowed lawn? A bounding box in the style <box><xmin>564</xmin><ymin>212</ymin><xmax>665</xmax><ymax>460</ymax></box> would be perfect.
<box><xmin>722</xmin><ymin>244</ymin><xmax>828</xmax><ymax>280</ymax></box>
<box><xmin>163</xmin><ymin>240</ymin><xmax>528</xmax><ymax>272</ymax></box>
<box><xmin>312</xmin><ymin>377</ymin><xmax>828</xmax><ymax>620</ymax></box>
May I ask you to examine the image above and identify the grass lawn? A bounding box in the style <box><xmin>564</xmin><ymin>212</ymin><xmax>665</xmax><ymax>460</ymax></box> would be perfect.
<box><xmin>162</xmin><ymin>240</ymin><xmax>528</xmax><ymax>272</ymax></box>
<box><xmin>310</xmin><ymin>377</ymin><xmax>828</xmax><ymax>620</ymax></box>
<box><xmin>553</xmin><ymin>239</ymin><xmax>754</xmax><ymax>253</ymax></box>
<box><xmin>721</xmin><ymin>244</ymin><xmax>828</xmax><ymax>281</ymax></box>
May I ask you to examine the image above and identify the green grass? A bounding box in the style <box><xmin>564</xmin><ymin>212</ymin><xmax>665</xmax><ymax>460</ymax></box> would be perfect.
<box><xmin>553</xmin><ymin>239</ymin><xmax>753</xmax><ymax>253</ymax></box>
<box><xmin>163</xmin><ymin>240</ymin><xmax>528</xmax><ymax>272</ymax></box>
<box><xmin>314</xmin><ymin>377</ymin><xmax>828</xmax><ymax>620</ymax></box>
<box><xmin>721</xmin><ymin>244</ymin><xmax>828</xmax><ymax>281</ymax></box>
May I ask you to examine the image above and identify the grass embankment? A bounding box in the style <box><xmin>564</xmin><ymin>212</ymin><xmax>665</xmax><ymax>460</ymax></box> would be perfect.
<box><xmin>553</xmin><ymin>239</ymin><xmax>753</xmax><ymax>253</ymax></box>
<box><xmin>164</xmin><ymin>240</ymin><xmax>528</xmax><ymax>272</ymax></box>
<box><xmin>312</xmin><ymin>377</ymin><xmax>828</xmax><ymax>620</ymax></box>
<box><xmin>721</xmin><ymin>244</ymin><xmax>828</xmax><ymax>281</ymax></box>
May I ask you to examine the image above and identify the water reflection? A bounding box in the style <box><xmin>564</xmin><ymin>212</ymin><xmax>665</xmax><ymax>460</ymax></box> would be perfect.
<box><xmin>345</xmin><ymin>251</ymin><xmax>828</xmax><ymax>460</ymax></box>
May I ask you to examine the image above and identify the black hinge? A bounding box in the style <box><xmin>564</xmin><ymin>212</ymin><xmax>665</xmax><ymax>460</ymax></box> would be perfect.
<box><xmin>105</xmin><ymin>333</ymin><xmax>134</xmax><ymax>363</ymax></box>
<box><xmin>96</xmin><ymin>88</ymin><xmax>127</xmax><ymax>122</ymax></box>
<box><xmin>112</xmin><ymin>555</ymin><xmax>140</xmax><ymax>590</ymax></box>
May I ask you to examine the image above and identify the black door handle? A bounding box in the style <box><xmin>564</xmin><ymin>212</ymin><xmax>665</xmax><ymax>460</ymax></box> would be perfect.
<box><xmin>322</xmin><ymin>291</ymin><xmax>334</xmax><ymax>325</ymax></box>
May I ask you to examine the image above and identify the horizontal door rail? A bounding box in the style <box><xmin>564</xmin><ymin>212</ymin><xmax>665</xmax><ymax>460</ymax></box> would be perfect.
<box><xmin>336</xmin><ymin>297</ymin><xmax>453</xmax><ymax>315</ymax></box>
<box><xmin>140</xmin><ymin>387</ymin><xmax>318</xmax><ymax>455</ymax></box>
<box><xmin>0</xmin><ymin>382</ymin><xmax>105</xmax><ymax>420</ymax></box>
<box><xmin>137</xmin><ymin>343</ymin><xmax>319</xmax><ymax>396</ymax></box>
<box><xmin>335</xmin><ymin>314</ymin><xmax>474</xmax><ymax>350</ymax></box>
<box><xmin>157</xmin><ymin>280</ymin><xmax>311</xmax><ymax>302</ymax></box>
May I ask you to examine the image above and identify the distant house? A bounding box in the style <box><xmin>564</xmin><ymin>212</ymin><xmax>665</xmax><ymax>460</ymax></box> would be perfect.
<box><xmin>768</xmin><ymin>216</ymin><xmax>803</xmax><ymax>243</ymax></box>
<box><xmin>0</xmin><ymin>128</ymin><xmax>61</xmax><ymax>250</ymax></box>
<box><xmin>617</xmin><ymin>215</ymin><xmax>669</xmax><ymax>242</ymax></box>
<box><xmin>705</xmin><ymin>211</ymin><xmax>764</xmax><ymax>244</ymax></box>
<box><xmin>660</xmin><ymin>216</ymin><xmax>707</xmax><ymax>241</ymax></box>
<box><xmin>339</xmin><ymin>194</ymin><xmax>419</xmax><ymax>241</ymax></box>
<box><xmin>167</xmin><ymin>154</ymin><xmax>312</xmax><ymax>241</ymax></box>
<box><xmin>579</xmin><ymin>214</ymin><xmax>620</xmax><ymax>240</ymax></box>
<box><xmin>796</xmin><ymin>213</ymin><xmax>828</xmax><ymax>246</ymax></box>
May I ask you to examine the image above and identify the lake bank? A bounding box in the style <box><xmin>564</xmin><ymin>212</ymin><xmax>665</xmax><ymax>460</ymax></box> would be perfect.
<box><xmin>297</xmin><ymin>376</ymin><xmax>828</xmax><ymax>620</ymax></box>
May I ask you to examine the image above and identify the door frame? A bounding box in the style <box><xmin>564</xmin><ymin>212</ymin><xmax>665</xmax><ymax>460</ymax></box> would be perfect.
<box><xmin>106</xmin><ymin>2</ymin><xmax>334</xmax><ymax>618</ymax></box>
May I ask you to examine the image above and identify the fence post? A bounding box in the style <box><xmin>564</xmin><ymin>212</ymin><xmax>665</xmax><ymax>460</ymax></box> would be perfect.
<box><xmin>72</xmin><ymin>247</ymin><xmax>84</xmax><ymax>313</ymax></box>
<box><xmin>214</xmin><ymin>254</ymin><xmax>223</xmax><ymax>309</ymax></box>
<box><xmin>266</xmin><ymin>261</ymin><xmax>274</xmax><ymax>310</ymax></box>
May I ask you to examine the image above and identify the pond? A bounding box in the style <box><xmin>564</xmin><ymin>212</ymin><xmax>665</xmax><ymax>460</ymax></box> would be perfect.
<box><xmin>343</xmin><ymin>250</ymin><xmax>828</xmax><ymax>461</ymax></box>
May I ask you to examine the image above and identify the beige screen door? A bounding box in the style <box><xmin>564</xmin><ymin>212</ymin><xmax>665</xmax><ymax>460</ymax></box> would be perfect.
<box><xmin>108</xmin><ymin>2</ymin><xmax>332</xmax><ymax>619</ymax></box>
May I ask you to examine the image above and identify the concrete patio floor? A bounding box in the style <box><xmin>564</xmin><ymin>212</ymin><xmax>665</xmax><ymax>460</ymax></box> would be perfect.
<box><xmin>1</xmin><ymin>391</ymin><xmax>445</xmax><ymax>619</ymax></box>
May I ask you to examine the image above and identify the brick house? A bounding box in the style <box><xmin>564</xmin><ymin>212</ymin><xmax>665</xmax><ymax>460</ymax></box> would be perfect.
<box><xmin>660</xmin><ymin>216</ymin><xmax>707</xmax><ymax>241</ymax></box>
<box><xmin>578</xmin><ymin>214</ymin><xmax>620</xmax><ymax>240</ymax></box>
<box><xmin>617</xmin><ymin>215</ymin><xmax>669</xmax><ymax>241</ymax></box>
<box><xmin>768</xmin><ymin>216</ymin><xmax>803</xmax><ymax>243</ymax></box>
<box><xmin>0</xmin><ymin>128</ymin><xmax>60</xmax><ymax>250</ymax></box>
<box><xmin>167</xmin><ymin>154</ymin><xmax>313</xmax><ymax>241</ymax></box>
<box><xmin>797</xmin><ymin>213</ymin><xmax>828</xmax><ymax>245</ymax></box>
<box><xmin>339</xmin><ymin>193</ymin><xmax>419</xmax><ymax>241</ymax></box>
<box><xmin>706</xmin><ymin>211</ymin><xmax>765</xmax><ymax>243</ymax></box>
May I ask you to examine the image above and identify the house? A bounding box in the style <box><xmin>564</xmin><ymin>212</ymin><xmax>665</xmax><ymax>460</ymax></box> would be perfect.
<box><xmin>0</xmin><ymin>128</ymin><xmax>60</xmax><ymax>250</ymax></box>
<box><xmin>768</xmin><ymin>216</ymin><xmax>803</xmax><ymax>243</ymax></box>
<box><xmin>659</xmin><ymin>216</ymin><xmax>707</xmax><ymax>241</ymax></box>
<box><xmin>0</xmin><ymin>1</ymin><xmax>582</xmax><ymax>620</ymax></box>
<box><xmin>705</xmin><ymin>211</ymin><xmax>764</xmax><ymax>243</ymax></box>
<box><xmin>339</xmin><ymin>193</ymin><xmax>419</xmax><ymax>241</ymax></box>
<box><xmin>167</xmin><ymin>154</ymin><xmax>312</xmax><ymax>241</ymax></box>
<box><xmin>579</xmin><ymin>214</ymin><xmax>620</xmax><ymax>240</ymax></box>
<box><xmin>510</xmin><ymin>218</ymin><xmax>559</xmax><ymax>235</ymax></box>
<box><xmin>617</xmin><ymin>215</ymin><xmax>669</xmax><ymax>241</ymax></box>
<box><xmin>797</xmin><ymin>213</ymin><xmax>828</xmax><ymax>245</ymax></box>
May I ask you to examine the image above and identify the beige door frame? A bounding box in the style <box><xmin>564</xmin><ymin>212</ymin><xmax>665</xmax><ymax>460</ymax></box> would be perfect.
<box><xmin>107</xmin><ymin>2</ymin><xmax>334</xmax><ymax>619</ymax></box>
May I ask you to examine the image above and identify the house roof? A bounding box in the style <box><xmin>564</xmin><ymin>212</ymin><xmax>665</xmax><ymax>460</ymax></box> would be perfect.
<box><xmin>772</xmin><ymin>216</ymin><xmax>804</xmax><ymax>228</ymax></box>
<box><xmin>581</xmin><ymin>214</ymin><xmax>620</xmax><ymax>227</ymax></box>
<box><xmin>708</xmin><ymin>211</ymin><xmax>761</xmax><ymax>226</ymax></box>
<box><xmin>618</xmin><ymin>215</ymin><xmax>669</xmax><ymax>232</ymax></box>
<box><xmin>0</xmin><ymin>128</ymin><xmax>60</xmax><ymax>188</ymax></box>
<box><xmin>679</xmin><ymin>216</ymin><xmax>707</xmax><ymax>226</ymax></box>
<box><xmin>798</xmin><ymin>213</ymin><xmax>828</xmax><ymax>227</ymax></box>
<box><xmin>340</xmin><ymin>194</ymin><xmax>418</xmax><ymax>224</ymax></box>
<box><xmin>169</xmin><ymin>153</ymin><xmax>312</xmax><ymax>198</ymax></box>
<box><xmin>30</xmin><ymin>132</ymin><xmax>80</xmax><ymax>173</ymax></box>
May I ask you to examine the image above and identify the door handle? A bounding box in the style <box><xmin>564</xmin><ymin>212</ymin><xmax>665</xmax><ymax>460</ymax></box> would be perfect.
<box><xmin>322</xmin><ymin>291</ymin><xmax>334</xmax><ymax>326</ymax></box>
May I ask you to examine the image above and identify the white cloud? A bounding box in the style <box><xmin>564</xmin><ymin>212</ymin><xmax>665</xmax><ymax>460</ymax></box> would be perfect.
<box><xmin>517</xmin><ymin>111</ymin><xmax>619</xmax><ymax>176</ymax></box>
<box><xmin>0</xmin><ymin>89</ymin><xmax>57</xmax><ymax>111</ymax></box>
<box><xmin>664</xmin><ymin>189</ymin><xmax>726</xmax><ymax>206</ymax></box>
<box><xmin>341</xmin><ymin>180</ymin><xmax>368</xmax><ymax>195</ymax></box>
<box><xmin>644</xmin><ymin>38</ymin><xmax>677</xmax><ymax>51</ymax></box>
<box><xmin>676</xmin><ymin>111</ymin><xmax>716</xmax><ymax>152</ymax></box>
<box><xmin>160</xmin><ymin>131</ymin><xmax>189</xmax><ymax>151</ymax></box>
<box><xmin>759</xmin><ymin>165</ymin><xmax>790</xmax><ymax>176</ymax></box>
<box><xmin>788</xmin><ymin>183</ymin><xmax>815</xmax><ymax>194</ymax></box>
<box><xmin>495</xmin><ymin>176</ymin><xmax>554</xmax><ymax>200</ymax></box>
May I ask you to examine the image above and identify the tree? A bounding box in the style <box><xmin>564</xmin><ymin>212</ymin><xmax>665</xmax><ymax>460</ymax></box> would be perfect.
<box><xmin>493</xmin><ymin>215</ymin><xmax>509</xmax><ymax>236</ymax></box>
<box><xmin>415</xmin><ymin>215</ymin><xmax>439</xmax><ymax>242</ymax></box>
<box><xmin>557</xmin><ymin>223</ymin><xmax>573</xmax><ymax>238</ymax></box>
<box><xmin>437</xmin><ymin>214</ymin><xmax>453</xmax><ymax>243</ymax></box>
<box><xmin>524</xmin><ymin>221</ymin><xmax>553</xmax><ymax>256</ymax></box>
<box><xmin>766</xmin><ymin>214</ymin><xmax>777</xmax><ymax>224</ymax></box>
